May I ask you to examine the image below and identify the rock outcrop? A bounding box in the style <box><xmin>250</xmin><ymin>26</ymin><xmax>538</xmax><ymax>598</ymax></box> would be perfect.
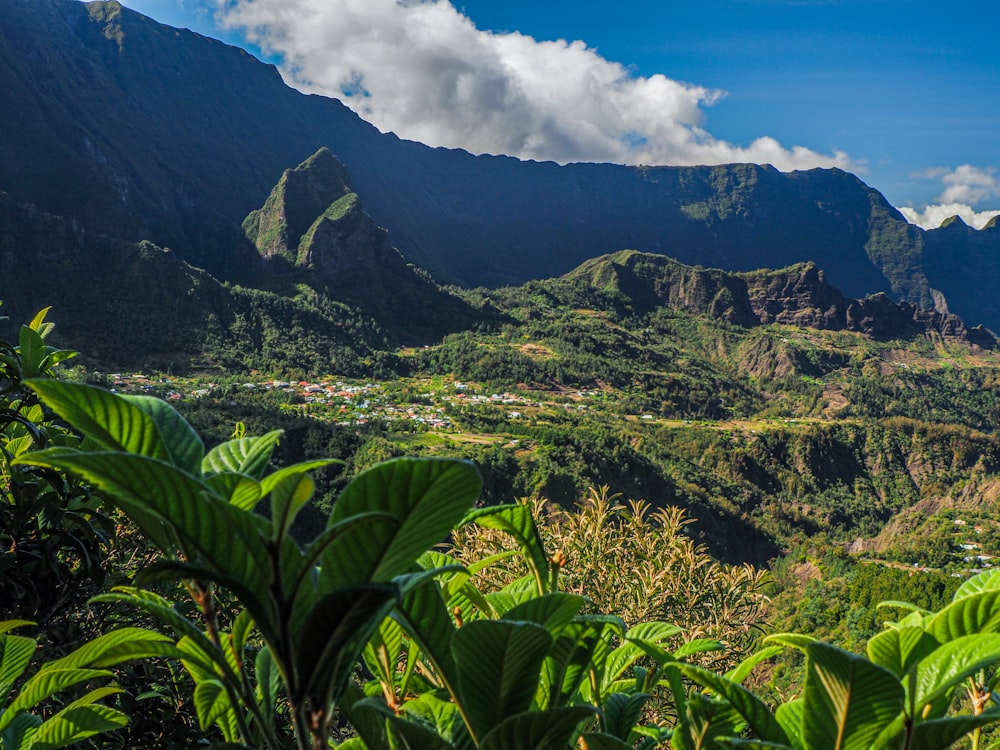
<box><xmin>568</xmin><ymin>251</ymin><xmax>996</xmax><ymax>348</ymax></box>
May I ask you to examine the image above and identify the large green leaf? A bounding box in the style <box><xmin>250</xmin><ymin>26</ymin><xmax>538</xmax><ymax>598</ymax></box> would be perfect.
<box><xmin>398</xmin><ymin>692</ymin><xmax>473</xmax><ymax>750</ymax></box>
<box><xmin>674</xmin><ymin>639</ymin><xmax>724</xmax><ymax>660</ymax></box>
<box><xmin>539</xmin><ymin>622</ymin><xmax>605</xmax><ymax>710</ymax></box>
<box><xmin>270</xmin><ymin>472</ymin><xmax>315</xmax><ymax>543</ymax></box>
<box><xmin>601</xmin><ymin>621</ymin><xmax>683</xmax><ymax>693</ymax></box>
<box><xmin>29</xmin><ymin>704</ymin><xmax>128</xmax><ymax>749</ymax></box>
<box><xmin>580</xmin><ymin>616</ymin><xmax>626</xmax><ymax>703</ymax></box>
<box><xmin>352</xmin><ymin>696</ymin><xmax>459</xmax><ymax>750</ymax></box>
<box><xmin>765</xmin><ymin>633</ymin><xmax>817</xmax><ymax>652</ymax></box>
<box><xmin>365</xmin><ymin>615</ymin><xmax>407</xmax><ymax>691</ymax></box>
<box><xmin>18</xmin><ymin>326</ymin><xmax>46</xmax><ymax>377</ymax></box>
<box><xmin>124</xmin><ymin>394</ymin><xmax>205</xmax><ymax>473</ymax></box>
<box><xmin>680</xmin><ymin>664</ymin><xmax>790</xmax><ymax>746</ymax></box>
<box><xmin>876</xmin><ymin>601</ymin><xmax>931</xmax><ymax>621</ymax></box>
<box><xmin>774</xmin><ymin>699</ymin><xmax>804</xmax><ymax>749</ymax></box>
<box><xmin>19</xmin><ymin>449</ymin><xmax>278</xmax><ymax>633</ymax></box>
<box><xmin>673</xmin><ymin>691</ymin><xmax>746</xmax><ymax>750</ymax></box>
<box><xmin>908</xmin><ymin>710</ymin><xmax>1000</xmax><ymax>750</ymax></box>
<box><xmin>627</xmin><ymin>621</ymin><xmax>685</xmax><ymax>644</ymax></box>
<box><xmin>394</xmin><ymin>579</ymin><xmax>460</xmax><ymax>699</ymax></box>
<box><xmin>0</xmin><ymin>669</ymin><xmax>113</xmax><ymax>732</ymax></box>
<box><xmin>476</xmin><ymin>706</ymin><xmax>598</xmax><ymax>750</ymax></box>
<box><xmin>801</xmin><ymin>642</ymin><xmax>903</xmax><ymax>750</ymax></box>
<box><xmin>295</xmin><ymin>583</ymin><xmax>400</xmax><ymax>707</ymax></box>
<box><xmin>322</xmin><ymin>458</ymin><xmax>480</xmax><ymax>588</ymax></box>
<box><xmin>926</xmin><ymin>590</ymin><xmax>1000</xmax><ymax>641</ymax></box>
<box><xmin>0</xmin><ymin>634</ymin><xmax>35</xmax><ymax>704</ymax></box>
<box><xmin>289</xmin><ymin>512</ymin><xmax>399</xmax><ymax>632</ymax></box>
<box><xmin>501</xmin><ymin>593</ymin><xmax>586</xmax><ymax>636</ymax></box>
<box><xmin>865</xmin><ymin>626</ymin><xmax>938</xmax><ymax>678</ymax></box>
<box><xmin>255</xmin><ymin>647</ymin><xmax>282</xmax><ymax>715</ymax></box>
<box><xmin>194</xmin><ymin>679</ymin><xmax>233</xmax><ymax>730</ymax></box>
<box><xmin>461</xmin><ymin>504</ymin><xmax>549</xmax><ymax>595</ymax></box>
<box><xmin>205</xmin><ymin>472</ymin><xmax>262</xmax><ymax>511</ymax></box>
<box><xmin>911</xmin><ymin>634</ymin><xmax>1000</xmax><ymax>711</ymax></box>
<box><xmin>45</xmin><ymin>627</ymin><xmax>175</xmax><ymax>670</ymax></box>
<box><xmin>487</xmin><ymin>577</ymin><xmax>540</xmax><ymax>618</ymax></box>
<box><xmin>602</xmin><ymin>691</ymin><xmax>650</xmax><ymax>740</ymax></box>
<box><xmin>384</xmin><ymin>713</ymin><xmax>457</xmax><ymax>750</ymax></box>
<box><xmin>258</xmin><ymin>458</ymin><xmax>342</xmax><ymax>498</ymax></box>
<box><xmin>91</xmin><ymin>588</ymin><xmax>234</xmax><ymax>680</ymax></box>
<box><xmin>452</xmin><ymin>619</ymin><xmax>553</xmax><ymax>742</ymax></box>
<box><xmin>953</xmin><ymin>568</ymin><xmax>1000</xmax><ymax>601</ymax></box>
<box><xmin>726</xmin><ymin>646</ymin><xmax>784</xmax><ymax>685</ymax></box>
<box><xmin>202</xmin><ymin>431</ymin><xmax>283</xmax><ymax>478</ymax></box>
<box><xmin>0</xmin><ymin>712</ymin><xmax>40</xmax><ymax>750</ymax></box>
<box><xmin>24</xmin><ymin>380</ymin><xmax>171</xmax><ymax>461</ymax></box>
<box><xmin>426</xmin><ymin>549</ymin><xmax>495</xmax><ymax>622</ymax></box>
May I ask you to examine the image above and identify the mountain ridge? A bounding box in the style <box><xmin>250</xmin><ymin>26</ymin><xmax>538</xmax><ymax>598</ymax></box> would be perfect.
<box><xmin>3</xmin><ymin>0</ymin><xmax>1000</xmax><ymax>328</ymax></box>
<box><xmin>566</xmin><ymin>250</ymin><xmax>995</xmax><ymax>348</ymax></box>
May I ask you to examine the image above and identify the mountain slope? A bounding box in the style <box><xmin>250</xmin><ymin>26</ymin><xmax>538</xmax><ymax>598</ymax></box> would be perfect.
<box><xmin>3</xmin><ymin>0</ymin><xmax>1000</xmax><ymax>327</ymax></box>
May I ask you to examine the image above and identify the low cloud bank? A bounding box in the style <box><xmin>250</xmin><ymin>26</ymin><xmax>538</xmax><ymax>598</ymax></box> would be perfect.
<box><xmin>899</xmin><ymin>204</ymin><xmax>1000</xmax><ymax>230</ymax></box>
<box><xmin>899</xmin><ymin>166</ymin><xmax>1000</xmax><ymax>229</ymax></box>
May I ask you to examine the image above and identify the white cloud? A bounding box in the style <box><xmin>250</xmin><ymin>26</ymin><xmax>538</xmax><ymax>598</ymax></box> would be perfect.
<box><xmin>898</xmin><ymin>164</ymin><xmax>1000</xmax><ymax>229</ymax></box>
<box><xmin>215</xmin><ymin>0</ymin><xmax>853</xmax><ymax>171</ymax></box>
<box><xmin>937</xmin><ymin>165</ymin><xmax>1000</xmax><ymax>205</ymax></box>
<box><xmin>898</xmin><ymin>204</ymin><xmax>1000</xmax><ymax>231</ymax></box>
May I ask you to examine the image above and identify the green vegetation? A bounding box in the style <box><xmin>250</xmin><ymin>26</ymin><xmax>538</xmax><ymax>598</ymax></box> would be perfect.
<box><xmin>7</xmin><ymin>309</ymin><xmax>1000</xmax><ymax>749</ymax></box>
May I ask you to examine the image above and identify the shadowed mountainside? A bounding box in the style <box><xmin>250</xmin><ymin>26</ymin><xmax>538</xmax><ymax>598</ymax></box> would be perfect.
<box><xmin>4</xmin><ymin>0</ymin><xmax>1000</xmax><ymax>329</ymax></box>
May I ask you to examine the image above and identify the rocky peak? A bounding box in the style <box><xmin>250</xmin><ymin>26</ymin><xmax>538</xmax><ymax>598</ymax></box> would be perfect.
<box><xmin>243</xmin><ymin>148</ymin><xmax>352</xmax><ymax>262</ymax></box>
<box><xmin>295</xmin><ymin>192</ymin><xmax>403</xmax><ymax>281</ymax></box>
<box><xmin>938</xmin><ymin>215</ymin><xmax>969</xmax><ymax>230</ymax></box>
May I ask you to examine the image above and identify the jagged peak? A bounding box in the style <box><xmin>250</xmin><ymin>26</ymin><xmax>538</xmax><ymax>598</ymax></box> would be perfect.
<box><xmin>983</xmin><ymin>215</ymin><xmax>1000</xmax><ymax>231</ymax></box>
<box><xmin>244</xmin><ymin>149</ymin><xmax>354</xmax><ymax>261</ymax></box>
<box><xmin>939</xmin><ymin>214</ymin><xmax>969</xmax><ymax>229</ymax></box>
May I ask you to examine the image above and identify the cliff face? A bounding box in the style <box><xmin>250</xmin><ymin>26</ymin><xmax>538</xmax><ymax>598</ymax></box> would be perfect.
<box><xmin>569</xmin><ymin>251</ymin><xmax>996</xmax><ymax>348</ymax></box>
<box><xmin>296</xmin><ymin>194</ymin><xmax>399</xmax><ymax>280</ymax></box>
<box><xmin>245</xmin><ymin>149</ymin><xmax>414</xmax><ymax>283</ymax></box>
<box><xmin>921</xmin><ymin>216</ymin><xmax>1000</xmax><ymax>332</ymax></box>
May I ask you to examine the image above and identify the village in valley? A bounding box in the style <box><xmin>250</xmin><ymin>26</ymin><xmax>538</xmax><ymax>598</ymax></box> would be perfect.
<box><xmin>103</xmin><ymin>370</ymin><xmax>606</xmax><ymax>434</ymax></box>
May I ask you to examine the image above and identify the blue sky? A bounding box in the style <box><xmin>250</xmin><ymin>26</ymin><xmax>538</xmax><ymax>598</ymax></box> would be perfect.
<box><xmin>119</xmin><ymin>0</ymin><xmax>1000</xmax><ymax>228</ymax></box>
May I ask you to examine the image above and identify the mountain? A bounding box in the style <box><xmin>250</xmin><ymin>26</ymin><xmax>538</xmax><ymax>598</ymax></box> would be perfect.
<box><xmin>4</xmin><ymin>0</ymin><xmax>1000</xmax><ymax>329</ymax></box>
<box><xmin>567</xmin><ymin>251</ymin><xmax>996</xmax><ymax>348</ymax></box>
<box><xmin>242</xmin><ymin>148</ymin><xmax>485</xmax><ymax>337</ymax></box>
